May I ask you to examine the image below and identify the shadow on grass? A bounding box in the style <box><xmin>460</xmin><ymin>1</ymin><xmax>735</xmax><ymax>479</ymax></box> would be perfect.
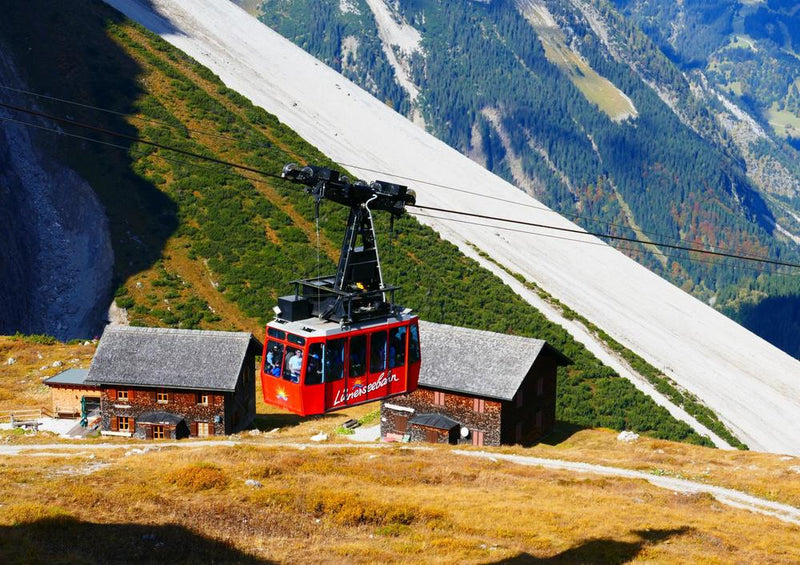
<box><xmin>252</xmin><ymin>411</ymin><xmax>338</xmax><ymax>431</ymax></box>
<box><xmin>489</xmin><ymin>527</ymin><xmax>692</xmax><ymax>564</ymax></box>
<box><xmin>0</xmin><ymin>517</ymin><xmax>272</xmax><ymax>564</ymax></box>
<box><xmin>539</xmin><ymin>421</ymin><xmax>587</xmax><ymax>446</ymax></box>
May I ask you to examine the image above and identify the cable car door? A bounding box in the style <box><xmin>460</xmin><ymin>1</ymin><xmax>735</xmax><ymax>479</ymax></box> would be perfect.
<box><xmin>324</xmin><ymin>337</ymin><xmax>347</xmax><ymax>411</ymax></box>
<box><xmin>386</xmin><ymin>324</ymin><xmax>408</xmax><ymax>396</ymax></box>
<box><xmin>343</xmin><ymin>333</ymin><xmax>368</xmax><ymax>407</ymax></box>
<box><xmin>367</xmin><ymin>330</ymin><xmax>389</xmax><ymax>401</ymax></box>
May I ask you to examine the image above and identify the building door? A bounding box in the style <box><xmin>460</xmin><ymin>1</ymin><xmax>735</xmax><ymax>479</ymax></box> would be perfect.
<box><xmin>425</xmin><ymin>428</ymin><xmax>439</xmax><ymax>443</ymax></box>
<box><xmin>472</xmin><ymin>430</ymin><xmax>484</xmax><ymax>446</ymax></box>
<box><xmin>197</xmin><ymin>422</ymin><xmax>210</xmax><ymax>437</ymax></box>
<box><xmin>395</xmin><ymin>415</ymin><xmax>408</xmax><ymax>434</ymax></box>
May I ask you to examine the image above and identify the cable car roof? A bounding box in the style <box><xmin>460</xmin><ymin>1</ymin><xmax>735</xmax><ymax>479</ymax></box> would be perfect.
<box><xmin>268</xmin><ymin>310</ymin><xmax>417</xmax><ymax>339</ymax></box>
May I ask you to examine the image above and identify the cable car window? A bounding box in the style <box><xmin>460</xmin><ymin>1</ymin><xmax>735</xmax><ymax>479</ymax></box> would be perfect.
<box><xmin>268</xmin><ymin>328</ymin><xmax>286</xmax><ymax>340</ymax></box>
<box><xmin>306</xmin><ymin>343</ymin><xmax>323</xmax><ymax>385</ymax></box>
<box><xmin>284</xmin><ymin>347</ymin><xmax>303</xmax><ymax>383</ymax></box>
<box><xmin>370</xmin><ymin>331</ymin><xmax>387</xmax><ymax>373</ymax></box>
<box><xmin>265</xmin><ymin>341</ymin><xmax>284</xmax><ymax>378</ymax></box>
<box><xmin>287</xmin><ymin>334</ymin><xmax>306</xmax><ymax>346</ymax></box>
<box><xmin>349</xmin><ymin>335</ymin><xmax>366</xmax><ymax>377</ymax></box>
<box><xmin>389</xmin><ymin>326</ymin><xmax>407</xmax><ymax>369</ymax></box>
<box><xmin>409</xmin><ymin>324</ymin><xmax>421</xmax><ymax>364</ymax></box>
<box><xmin>325</xmin><ymin>338</ymin><xmax>345</xmax><ymax>381</ymax></box>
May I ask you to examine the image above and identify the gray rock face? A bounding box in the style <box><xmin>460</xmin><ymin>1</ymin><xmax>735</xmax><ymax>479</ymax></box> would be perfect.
<box><xmin>0</xmin><ymin>50</ymin><xmax>113</xmax><ymax>340</ymax></box>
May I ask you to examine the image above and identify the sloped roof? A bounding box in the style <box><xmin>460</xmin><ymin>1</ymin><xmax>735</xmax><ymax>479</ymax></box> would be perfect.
<box><xmin>410</xmin><ymin>413</ymin><xmax>460</xmax><ymax>431</ymax></box>
<box><xmin>138</xmin><ymin>411</ymin><xmax>185</xmax><ymax>425</ymax></box>
<box><xmin>86</xmin><ymin>326</ymin><xmax>262</xmax><ymax>391</ymax></box>
<box><xmin>419</xmin><ymin>321</ymin><xmax>570</xmax><ymax>401</ymax></box>
<box><xmin>44</xmin><ymin>368</ymin><xmax>92</xmax><ymax>387</ymax></box>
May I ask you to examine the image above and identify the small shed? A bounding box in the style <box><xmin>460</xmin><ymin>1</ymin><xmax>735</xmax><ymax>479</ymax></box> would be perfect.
<box><xmin>43</xmin><ymin>368</ymin><xmax>100</xmax><ymax>418</ymax></box>
<box><xmin>86</xmin><ymin>326</ymin><xmax>262</xmax><ymax>439</ymax></box>
<box><xmin>381</xmin><ymin>321</ymin><xmax>571</xmax><ymax>446</ymax></box>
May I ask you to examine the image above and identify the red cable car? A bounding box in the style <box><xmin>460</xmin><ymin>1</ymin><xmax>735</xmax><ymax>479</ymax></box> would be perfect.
<box><xmin>260</xmin><ymin>164</ymin><xmax>421</xmax><ymax>416</ymax></box>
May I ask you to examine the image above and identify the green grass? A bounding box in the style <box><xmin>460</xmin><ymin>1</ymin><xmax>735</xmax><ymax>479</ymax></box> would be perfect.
<box><xmin>765</xmin><ymin>106</ymin><xmax>800</xmax><ymax>138</ymax></box>
<box><xmin>470</xmin><ymin>245</ymin><xmax>746</xmax><ymax>450</ymax></box>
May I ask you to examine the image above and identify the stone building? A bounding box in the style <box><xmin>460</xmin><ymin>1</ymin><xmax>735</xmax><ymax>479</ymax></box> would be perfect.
<box><xmin>86</xmin><ymin>326</ymin><xmax>262</xmax><ymax>439</ymax></box>
<box><xmin>381</xmin><ymin>321</ymin><xmax>570</xmax><ymax>446</ymax></box>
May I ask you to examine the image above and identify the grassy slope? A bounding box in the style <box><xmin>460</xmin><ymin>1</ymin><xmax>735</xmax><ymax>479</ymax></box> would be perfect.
<box><xmin>0</xmin><ymin>0</ymin><xmax>733</xmax><ymax>446</ymax></box>
<box><xmin>0</xmin><ymin>337</ymin><xmax>95</xmax><ymax>412</ymax></box>
<box><xmin>1</xmin><ymin>433</ymin><xmax>800</xmax><ymax>564</ymax></box>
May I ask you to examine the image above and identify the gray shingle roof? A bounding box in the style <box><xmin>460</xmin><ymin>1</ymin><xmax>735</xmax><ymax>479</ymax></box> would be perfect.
<box><xmin>86</xmin><ymin>326</ymin><xmax>263</xmax><ymax>391</ymax></box>
<box><xmin>419</xmin><ymin>321</ymin><xmax>570</xmax><ymax>401</ymax></box>
<box><xmin>44</xmin><ymin>368</ymin><xmax>91</xmax><ymax>386</ymax></box>
<box><xmin>410</xmin><ymin>412</ymin><xmax>460</xmax><ymax>430</ymax></box>
<box><xmin>138</xmin><ymin>411</ymin><xmax>185</xmax><ymax>425</ymax></box>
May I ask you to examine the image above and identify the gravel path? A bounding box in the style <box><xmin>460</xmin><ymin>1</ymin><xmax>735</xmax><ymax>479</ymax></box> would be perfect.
<box><xmin>3</xmin><ymin>438</ymin><xmax>799</xmax><ymax>525</ymax></box>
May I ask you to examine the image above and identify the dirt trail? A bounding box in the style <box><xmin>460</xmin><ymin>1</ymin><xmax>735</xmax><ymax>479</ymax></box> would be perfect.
<box><xmin>3</xmin><ymin>439</ymin><xmax>799</xmax><ymax>526</ymax></box>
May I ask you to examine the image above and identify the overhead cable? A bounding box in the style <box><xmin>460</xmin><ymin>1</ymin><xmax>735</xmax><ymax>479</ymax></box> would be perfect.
<box><xmin>2</xmin><ymin>99</ymin><xmax>799</xmax><ymax>272</ymax></box>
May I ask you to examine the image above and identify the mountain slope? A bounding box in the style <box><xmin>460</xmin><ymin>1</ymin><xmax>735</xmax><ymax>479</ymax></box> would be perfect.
<box><xmin>104</xmin><ymin>0</ymin><xmax>800</xmax><ymax>455</ymax></box>
<box><xmin>0</xmin><ymin>0</ymin><xmax>713</xmax><ymax>445</ymax></box>
<box><xmin>257</xmin><ymin>0</ymin><xmax>800</xmax><ymax>359</ymax></box>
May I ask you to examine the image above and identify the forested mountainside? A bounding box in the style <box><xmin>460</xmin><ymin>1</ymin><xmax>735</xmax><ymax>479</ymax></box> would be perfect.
<box><xmin>257</xmin><ymin>0</ymin><xmax>800</xmax><ymax>359</ymax></box>
<box><xmin>0</xmin><ymin>0</ymin><xmax>721</xmax><ymax>444</ymax></box>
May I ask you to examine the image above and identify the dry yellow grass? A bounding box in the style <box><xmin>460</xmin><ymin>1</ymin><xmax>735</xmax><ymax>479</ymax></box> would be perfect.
<box><xmin>3</xmin><ymin>337</ymin><xmax>800</xmax><ymax>562</ymax></box>
<box><xmin>0</xmin><ymin>337</ymin><xmax>96</xmax><ymax>412</ymax></box>
<box><xmin>1</xmin><ymin>443</ymin><xmax>799</xmax><ymax>564</ymax></box>
<box><xmin>514</xmin><ymin>428</ymin><xmax>800</xmax><ymax>509</ymax></box>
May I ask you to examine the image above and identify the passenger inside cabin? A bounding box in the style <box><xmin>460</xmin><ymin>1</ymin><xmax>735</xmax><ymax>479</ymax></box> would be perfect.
<box><xmin>284</xmin><ymin>350</ymin><xmax>295</xmax><ymax>380</ymax></box>
<box><xmin>370</xmin><ymin>331</ymin><xmax>387</xmax><ymax>373</ymax></box>
<box><xmin>288</xmin><ymin>349</ymin><xmax>303</xmax><ymax>382</ymax></box>
<box><xmin>389</xmin><ymin>326</ymin><xmax>406</xmax><ymax>369</ymax></box>
<box><xmin>349</xmin><ymin>335</ymin><xmax>366</xmax><ymax>377</ymax></box>
<box><xmin>306</xmin><ymin>344</ymin><xmax>323</xmax><ymax>385</ymax></box>
<box><xmin>266</xmin><ymin>343</ymin><xmax>283</xmax><ymax>376</ymax></box>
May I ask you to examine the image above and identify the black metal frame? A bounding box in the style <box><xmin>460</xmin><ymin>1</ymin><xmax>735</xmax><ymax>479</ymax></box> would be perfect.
<box><xmin>279</xmin><ymin>164</ymin><xmax>415</xmax><ymax>324</ymax></box>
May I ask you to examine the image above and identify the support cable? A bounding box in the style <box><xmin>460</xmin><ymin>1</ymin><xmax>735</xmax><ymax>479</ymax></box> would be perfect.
<box><xmin>2</xmin><ymin>100</ymin><xmax>799</xmax><ymax>271</ymax></box>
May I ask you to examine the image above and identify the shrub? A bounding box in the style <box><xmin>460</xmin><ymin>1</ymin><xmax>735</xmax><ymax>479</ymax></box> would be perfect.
<box><xmin>3</xmin><ymin>503</ymin><xmax>73</xmax><ymax>526</ymax></box>
<box><xmin>166</xmin><ymin>463</ymin><xmax>228</xmax><ymax>491</ymax></box>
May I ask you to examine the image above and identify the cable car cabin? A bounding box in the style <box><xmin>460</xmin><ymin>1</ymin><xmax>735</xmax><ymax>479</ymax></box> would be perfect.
<box><xmin>260</xmin><ymin>163</ymin><xmax>421</xmax><ymax>416</ymax></box>
<box><xmin>260</xmin><ymin>314</ymin><xmax>421</xmax><ymax>416</ymax></box>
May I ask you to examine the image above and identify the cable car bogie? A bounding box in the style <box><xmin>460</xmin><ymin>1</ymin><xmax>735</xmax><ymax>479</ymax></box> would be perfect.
<box><xmin>259</xmin><ymin>164</ymin><xmax>421</xmax><ymax>416</ymax></box>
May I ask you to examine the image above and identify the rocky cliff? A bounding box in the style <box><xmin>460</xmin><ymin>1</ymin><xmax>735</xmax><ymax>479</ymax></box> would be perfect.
<box><xmin>0</xmin><ymin>48</ymin><xmax>113</xmax><ymax>340</ymax></box>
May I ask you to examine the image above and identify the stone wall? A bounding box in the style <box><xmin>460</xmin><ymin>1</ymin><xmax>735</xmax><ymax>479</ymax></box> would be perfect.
<box><xmin>381</xmin><ymin>388</ymin><xmax>502</xmax><ymax>446</ymax></box>
<box><xmin>100</xmin><ymin>386</ymin><xmax>226</xmax><ymax>439</ymax></box>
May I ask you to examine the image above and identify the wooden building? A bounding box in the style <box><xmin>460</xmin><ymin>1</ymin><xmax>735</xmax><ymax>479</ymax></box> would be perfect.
<box><xmin>43</xmin><ymin>369</ymin><xmax>100</xmax><ymax>418</ymax></box>
<box><xmin>381</xmin><ymin>321</ymin><xmax>570</xmax><ymax>446</ymax></box>
<box><xmin>86</xmin><ymin>326</ymin><xmax>262</xmax><ymax>439</ymax></box>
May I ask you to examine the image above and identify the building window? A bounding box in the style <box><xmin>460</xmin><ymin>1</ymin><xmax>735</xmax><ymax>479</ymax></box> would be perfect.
<box><xmin>117</xmin><ymin>390</ymin><xmax>129</xmax><ymax>402</ymax></box>
<box><xmin>118</xmin><ymin>416</ymin><xmax>131</xmax><ymax>432</ymax></box>
<box><xmin>197</xmin><ymin>393</ymin><xmax>209</xmax><ymax>406</ymax></box>
<box><xmin>197</xmin><ymin>422</ymin><xmax>210</xmax><ymax>437</ymax></box>
<box><xmin>152</xmin><ymin>425</ymin><xmax>165</xmax><ymax>439</ymax></box>
<box><xmin>433</xmin><ymin>391</ymin><xmax>446</xmax><ymax>406</ymax></box>
<box><xmin>369</xmin><ymin>330</ymin><xmax>387</xmax><ymax>373</ymax></box>
<box><xmin>473</xmin><ymin>398</ymin><xmax>485</xmax><ymax>413</ymax></box>
<box><xmin>157</xmin><ymin>391</ymin><xmax>169</xmax><ymax>404</ymax></box>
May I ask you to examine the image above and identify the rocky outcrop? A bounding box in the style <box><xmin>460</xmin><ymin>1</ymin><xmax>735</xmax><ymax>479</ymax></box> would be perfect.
<box><xmin>0</xmin><ymin>49</ymin><xmax>113</xmax><ymax>340</ymax></box>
